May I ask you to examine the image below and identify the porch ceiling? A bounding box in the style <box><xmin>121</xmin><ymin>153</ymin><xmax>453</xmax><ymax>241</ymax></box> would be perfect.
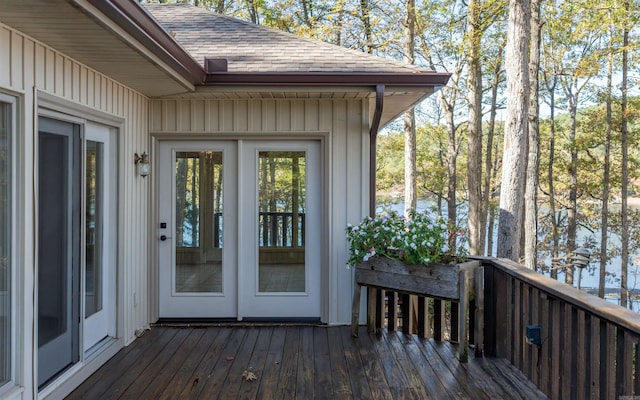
<box><xmin>0</xmin><ymin>0</ymin><xmax>203</xmax><ymax>97</ymax></box>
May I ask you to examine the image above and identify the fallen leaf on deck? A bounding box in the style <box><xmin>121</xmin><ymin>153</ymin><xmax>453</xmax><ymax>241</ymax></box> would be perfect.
<box><xmin>226</xmin><ymin>356</ymin><xmax>235</xmax><ymax>361</ymax></box>
<box><xmin>242</xmin><ymin>370</ymin><xmax>258</xmax><ymax>381</ymax></box>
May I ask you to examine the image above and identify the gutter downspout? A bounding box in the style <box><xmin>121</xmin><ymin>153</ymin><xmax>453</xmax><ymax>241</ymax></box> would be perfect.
<box><xmin>369</xmin><ymin>85</ymin><xmax>384</xmax><ymax>217</ymax></box>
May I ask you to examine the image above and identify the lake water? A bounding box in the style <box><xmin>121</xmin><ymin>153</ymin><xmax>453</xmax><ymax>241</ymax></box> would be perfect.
<box><xmin>378</xmin><ymin>199</ymin><xmax>640</xmax><ymax>308</ymax></box>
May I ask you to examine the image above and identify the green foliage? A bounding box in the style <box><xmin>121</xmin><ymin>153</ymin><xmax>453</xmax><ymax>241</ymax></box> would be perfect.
<box><xmin>345</xmin><ymin>208</ymin><xmax>468</xmax><ymax>266</ymax></box>
<box><xmin>377</xmin><ymin>122</ymin><xmax>470</xmax><ymax>201</ymax></box>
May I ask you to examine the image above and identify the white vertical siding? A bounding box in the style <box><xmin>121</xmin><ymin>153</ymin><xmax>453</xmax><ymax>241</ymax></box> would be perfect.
<box><xmin>150</xmin><ymin>96</ymin><xmax>369</xmax><ymax>324</ymax></box>
<box><xmin>0</xmin><ymin>22</ymin><xmax>150</xmax><ymax>399</ymax></box>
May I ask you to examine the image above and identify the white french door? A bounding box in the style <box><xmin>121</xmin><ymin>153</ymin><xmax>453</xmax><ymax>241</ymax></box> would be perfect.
<box><xmin>158</xmin><ymin>141</ymin><xmax>238</xmax><ymax>318</ymax></box>
<box><xmin>238</xmin><ymin>141</ymin><xmax>321</xmax><ymax>319</ymax></box>
<box><xmin>158</xmin><ymin>140</ymin><xmax>321</xmax><ymax>320</ymax></box>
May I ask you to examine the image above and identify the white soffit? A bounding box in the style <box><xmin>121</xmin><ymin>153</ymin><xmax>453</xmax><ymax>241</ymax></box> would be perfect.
<box><xmin>0</xmin><ymin>0</ymin><xmax>196</xmax><ymax>96</ymax></box>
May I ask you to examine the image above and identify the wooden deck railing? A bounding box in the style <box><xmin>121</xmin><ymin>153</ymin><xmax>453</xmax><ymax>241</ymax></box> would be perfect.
<box><xmin>481</xmin><ymin>256</ymin><xmax>640</xmax><ymax>399</ymax></box>
<box><xmin>354</xmin><ymin>256</ymin><xmax>640</xmax><ymax>398</ymax></box>
<box><xmin>352</xmin><ymin>260</ymin><xmax>484</xmax><ymax>362</ymax></box>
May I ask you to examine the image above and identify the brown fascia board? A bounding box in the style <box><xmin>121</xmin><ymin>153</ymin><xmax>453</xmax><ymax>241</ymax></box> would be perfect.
<box><xmin>82</xmin><ymin>1</ymin><xmax>450</xmax><ymax>90</ymax></box>
<box><xmin>86</xmin><ymin>0</ymin><xmax>206</xmax><ymax>85</ymax></box>
<box><xmin>204</xmin><ymin>72</ymin><xmax>451</xmax><ymax>88</ymax></box>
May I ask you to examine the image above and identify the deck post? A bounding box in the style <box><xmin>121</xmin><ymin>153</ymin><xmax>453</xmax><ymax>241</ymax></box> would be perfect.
<box><xmin>351</xmin><ymin>280</ymin><xmax>362</xmax><ymax>337</ymax></box>
<box><xmin>474</xmin><ymin>266</ymin><xmax>484</xmax><ymax>356</ymax></box>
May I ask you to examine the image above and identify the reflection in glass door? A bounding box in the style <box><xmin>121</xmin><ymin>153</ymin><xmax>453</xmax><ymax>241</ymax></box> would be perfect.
<box><xmin>174</xmin><ymin>152</ymin><xmax>224</xmax><ymax>294</ymax></box>
<box><xmin>85</xmin><ymin>141</ymin><xmax>103</xmax><ymax>318</ymax></box>
<box><xmin>258</xmin><ymin>151</ymin><xmax>307</xmax><ymax>293</ymax></box>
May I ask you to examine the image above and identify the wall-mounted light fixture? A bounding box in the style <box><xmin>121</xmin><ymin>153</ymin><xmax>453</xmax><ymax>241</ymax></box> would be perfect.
<box><xmin>134</xmin><ymin>152</ymin><xmax>150</xmax><ymax>178</ymax></box>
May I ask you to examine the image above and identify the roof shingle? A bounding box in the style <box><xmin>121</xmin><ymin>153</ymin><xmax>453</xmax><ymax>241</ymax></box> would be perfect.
<box><xmin>144</xmin><ymin>4</ymin><xmax>432</xmax><ymax>75</ymax></box>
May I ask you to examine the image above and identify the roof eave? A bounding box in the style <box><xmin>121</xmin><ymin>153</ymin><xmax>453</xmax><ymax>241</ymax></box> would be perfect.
<box><xmin>204</xmin><ymin>72</ymin><xmax>451</xmax><ymax>87</ymax></box>
<box><xmin>86</xmin><ymin>0</ymin><xmax>206</xmax><ymax>85</ymax></box>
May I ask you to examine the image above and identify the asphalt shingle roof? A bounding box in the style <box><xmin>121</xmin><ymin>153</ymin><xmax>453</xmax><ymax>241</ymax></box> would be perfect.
<box><xmin>144</xmin><ymin>4</ymin><xmax>432</xmax><ymax>75</ymax></box>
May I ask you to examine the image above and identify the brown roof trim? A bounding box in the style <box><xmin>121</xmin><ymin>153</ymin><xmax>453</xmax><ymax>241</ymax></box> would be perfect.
<box><xmin>204</xmin><ymin>72</ymin><xmax>451</xmax><ymax>87</ymax></box>
<box><xmin>81</xmin><ymin>1</ymin><xmax>450</xmax><ymax>89</ymax></box>
<box><xmin>86</xmin><ymin>0</ymin><xmax>206</xmax><ymax>84</ymax></box>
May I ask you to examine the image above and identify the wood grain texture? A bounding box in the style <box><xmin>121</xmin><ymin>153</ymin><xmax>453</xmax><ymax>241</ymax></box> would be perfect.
<box><xmin>68</xmin><ymin>325</ymin><xmax>546</xmax><ymax>400</ymax></box>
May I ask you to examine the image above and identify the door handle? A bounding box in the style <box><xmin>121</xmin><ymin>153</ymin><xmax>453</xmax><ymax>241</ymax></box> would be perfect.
<box><xmin>160</xmin><ymin>235</ymin><xmax>172</xmax><ymax>241</ymax></box>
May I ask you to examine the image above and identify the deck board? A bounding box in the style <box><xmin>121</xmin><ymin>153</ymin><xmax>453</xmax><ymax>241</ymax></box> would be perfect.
<box><xmin>66</xmin><ymin>325</ymin><xmax>548</xmax><ymax>400</ymax></box>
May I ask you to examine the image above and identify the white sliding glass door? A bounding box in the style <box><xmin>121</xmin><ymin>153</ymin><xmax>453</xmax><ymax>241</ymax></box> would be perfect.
<box><xmin>37</xmin><ymin>116</ymin><xmax>117</xmax><ymax>389</ymax></box>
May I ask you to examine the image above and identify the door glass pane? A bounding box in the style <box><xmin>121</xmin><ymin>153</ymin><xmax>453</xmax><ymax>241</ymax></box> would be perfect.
<box><xmin>175</xmin><ymin>152</ymin><xmax>223</xmax><ymax>293</ymax></box>
<box><xmin>38</xmin><ymin>132</ymin><xmax>71</xmax><ymax>346</ymax></box>
<box><xmin>0</xmin><ymin>101</ymin><xmax>11</xmax><ymax>386</ymax></box>
<box><xmin>258</xmin><ymin>151</ymin><xmax>306</xmax><ymax>293</ymax></box>
<box><xmin>38</xmin><ymin>119</ymin><xmax>80</xmax><ymax>387</ymax></box>
<box><xmin>85</xmin><ymin>141</ymin><xmax>103</xmax><ymax>317</ymax></box>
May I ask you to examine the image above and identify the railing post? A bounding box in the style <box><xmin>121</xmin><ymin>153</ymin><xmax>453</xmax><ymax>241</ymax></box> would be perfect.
<box><xmin>376</xmin><ymin>289</ymin><xmax>384</xmax><ymax>331</ymax></box>
<box><xmin>474</xmin><ymin>266</ymin><xmax>484</xmax><ymax>356</ymax></box>
<box><xmin>483</xmin><ymin>262</ymin><xmax>497</xmax><ymax>357</ymax></box>
<box><xmin>388</xmin><ymin>291</ymin><xmax>398</xmax><ymax>331</ymax></box>
<box><xmin>433</xmin><ymin>299</ymin><xmax>445</xmax><ymax>341</ymax></box>
<box><xmin>367</xmin><ymin>287</ymin><xmax>377</xmax><ymax>333</ymax></box>
<box><xmin>417</xmin><ymin>297</ymin><xmax>429</xmax><ymax>338</ymax></box>
<box><xmin>401</xmin><ymin>294</ymin><xmax>412</xmax><ymax>334</ymax></box>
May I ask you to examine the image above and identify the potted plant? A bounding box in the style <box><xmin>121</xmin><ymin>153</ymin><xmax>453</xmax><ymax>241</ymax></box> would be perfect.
<box><xmin>347</xmin><ymin>208</ymin><xmax>481</xmax><ymax>361</ymax></box>
<box><xmin>346</xmin><ymin>208</ymin><xmax>468</xmax><ymax>267</ymax></box>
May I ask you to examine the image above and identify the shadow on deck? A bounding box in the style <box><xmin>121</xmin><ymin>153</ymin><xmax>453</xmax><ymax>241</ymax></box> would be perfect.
<box><xmin>67</xmin><ymin>325</ymin><xmax>547</xmax><ymax>399</ymax></box>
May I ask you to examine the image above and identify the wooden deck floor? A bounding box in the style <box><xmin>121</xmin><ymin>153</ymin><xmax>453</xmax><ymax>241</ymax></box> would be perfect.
<box><xmin>67</xmin><ymin>325</ymin><xmax>548</xmax><ymax>400</ymax></box>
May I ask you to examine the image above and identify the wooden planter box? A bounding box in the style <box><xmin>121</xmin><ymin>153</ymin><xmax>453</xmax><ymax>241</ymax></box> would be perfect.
<box><xmin>350</xmin><ymin>257</ymin><xmax>483</xmax><ymax>362</ymax></box>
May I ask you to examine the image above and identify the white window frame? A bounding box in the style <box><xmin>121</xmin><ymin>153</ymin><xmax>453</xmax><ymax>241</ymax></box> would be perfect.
<box><xmin>0</xmin><ymin>91</ymin><xmax>18</xmax><ymax>397</ymax></box>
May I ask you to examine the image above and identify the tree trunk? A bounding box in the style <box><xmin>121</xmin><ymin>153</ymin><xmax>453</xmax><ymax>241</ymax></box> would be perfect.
<box><xmin>443</xmin><ymin>99</ymin><xmax>457</xmax><ymax>243</ymax></box>
<box><xmin>566</xmin><ymin>94</ymin><xmax>578</xmax><ymax>285</ymax></box>
<box><xmin>497</xmin><ymin>0</ymin><xmax>530</xmax><ymax>261</ymax></box>
<box><xmin>404</xmin><ymin>109</ymin><xmax>417</xmax><ymax>214</ymax></box>
<box><xmin>190</xmin><ymin>157</ymin><xmax>199</xmax><ymax>246</ymax></box>
<box><xmin>404</xmin><ymin>0</ymin><xmax>417</xmax><ymax>215</ymax></box>
<box><xmin>466</xmin><ymin>0</ymin><xmax>484</xmax><ymax>256</ymax></box>
<box><xmin>484</xmin><ymin>44</ymin><xmax>504</xmax><ymax>257</ymax></box>
<box><xmin>524</xmin><ymin>0</ymin><xmax>541</xmax><ymax>270</ymax></box>
<box><xmin>620</xmin><ymin>9</ymin><xmax>629</xmax><ymax>307</ymax></box>
<box><xmin>359</xmin><ymin>0</ymin><xmax>373</xmax><ymax>54</ymax></box>
<box><xmin>213</xmin><ymin>0</ymin><xmax>227</xmax><ymax>13</ymax></box>
<box><xmin>176</xmin><ymin>158</ymin><xmax>188</xmax><ymax>247</ymax></box>
<box><xmin>600</xmin><ymin>22</ymin><xmax>613</xmax><ymax>299</ymax></box>
<box><xmin>333</xmin><ymin>0</ymin><xmax>345</xmax><ymax>46</ymax></box>
<box><xmin>544</xmin><ymin>74</ymin><xmax>560</xmax><ymax>279</ymax></box>
<box><xmin>246</xmin><ymin>0</ymin><xmax>259</xmax><ymax>24</ymax></box>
